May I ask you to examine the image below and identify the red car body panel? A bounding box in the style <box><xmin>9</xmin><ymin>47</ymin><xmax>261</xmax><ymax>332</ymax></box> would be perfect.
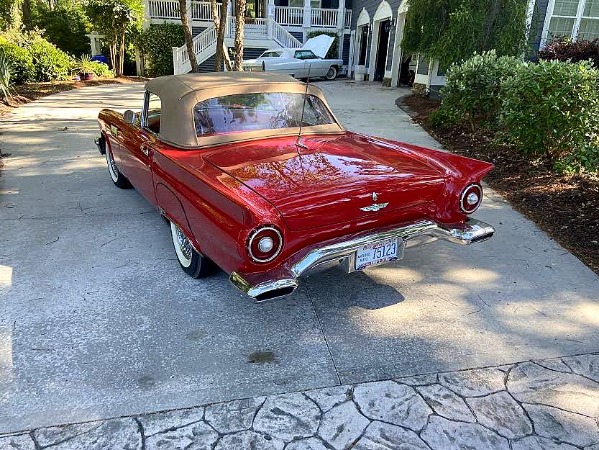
<box><xmin>97</xmin><ymin>81</ymin><xmax>493</xmax><ymax>300</ymax></box>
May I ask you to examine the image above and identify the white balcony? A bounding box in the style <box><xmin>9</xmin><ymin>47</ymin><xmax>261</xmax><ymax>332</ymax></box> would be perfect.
<box><xmin>147</xmin><ymin>0</ymin><xmax>351</xmax><ymax>29</ymax></box>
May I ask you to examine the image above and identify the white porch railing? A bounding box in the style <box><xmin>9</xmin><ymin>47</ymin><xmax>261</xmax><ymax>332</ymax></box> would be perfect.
<box><xmin>344</xmin><ymin>9</ymin><xmax>352</xmax><ymax>28</ymax></box>
<box><xmin>173</xmin><ymin>17</ymin><xmax>302</xmax><ymax>74</ymax></box>
<box><xmin>172</xmin><ymin>24</ymin><xmax>217</xmax><ymax>74</ymax></box>
<box><xmin>311</xmin><ymin>8</ymin><xmax>338</xmax><ymax>28</ymax></box>
<box><xmin>191</xmin><ymin>1</ymin><xmax>221</xmax><ymax>21</ymax></box>
<box><xmin>148</xmin><ymin>0</ymin><xmax>179</xmax><ymax>20</ymax></box>
<box><xmin>275</xmin><ymin>6</ymin><xmax>304</xmax><ymax>26</ymax></box>
<box><xmin>271</xmin><ymin>20</ymin><xmax>302</xmax><ymax>48</ymax></box>
<box><xmin>148</xmin><ymin>1</ymin><xmax>351</xmax><ymax>29</ymax></box>
<box><xmin>227</xmin><ymin>18</ymin><xmax>269</xmax><ymax>39</ymax></box>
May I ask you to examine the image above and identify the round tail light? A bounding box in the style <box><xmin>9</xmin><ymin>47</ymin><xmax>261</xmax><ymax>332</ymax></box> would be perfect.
<box><xmin>248</xmin><ymin>226</ymin><xmax>283</xmax><ymax>263</ymax></box>
<box><xmin>460</xmin><ymin>184</ymin><xmax>483</xmax><ymax>214</ymax></box>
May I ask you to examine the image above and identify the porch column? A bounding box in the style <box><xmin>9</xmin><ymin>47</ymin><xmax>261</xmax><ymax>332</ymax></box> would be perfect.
<box><xmin>186</xmin><ymin>0</ymin><xmax>193</xmax><ymax>28</ymax></box>
<box><xmin>337</xmin><ymin>0</ymin><xmax>345</xmax><ymax>59</ymax></box>
<box><xmin>226</xmin><ymin>2</ymin><xmax>232</xmax><ymax>37</ymax></box>
<box><xmin>303</xmin><ymin>0</ymin><xmax>311</xmax><ymax>32</ymax></box>
<box><xmin>337</xmin><ymin>0</ymin><xmax>345</xmax><ymax>31</ymax></box>
<box><xmin>267</xmin><ymin>0</ymin><xmax>275</xmax><ymax>39</ymax></box>
<box><xmin>143</xmin><ymin>0</ymin><xmax>151</xmax><ymax>29</ymax></box>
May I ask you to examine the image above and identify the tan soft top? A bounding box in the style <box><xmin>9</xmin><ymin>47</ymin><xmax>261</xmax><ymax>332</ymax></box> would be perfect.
<box><xmin>144</xmin><ymin>72</ymin><xmax>343</xmax><ymax>148</ymax></box>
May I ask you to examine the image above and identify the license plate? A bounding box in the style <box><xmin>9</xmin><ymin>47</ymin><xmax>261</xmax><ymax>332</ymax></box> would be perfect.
<box><xmin>355</xmin><ymin>238</ymin><xmax>402</xmax><ymax>271</ymax></box>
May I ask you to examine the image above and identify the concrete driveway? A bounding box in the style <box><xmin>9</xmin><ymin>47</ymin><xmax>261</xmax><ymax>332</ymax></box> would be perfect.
<box><xmin>0</xmin><ymin>81</ymin><xmax>598</xmax><ymax>435</ymax></box>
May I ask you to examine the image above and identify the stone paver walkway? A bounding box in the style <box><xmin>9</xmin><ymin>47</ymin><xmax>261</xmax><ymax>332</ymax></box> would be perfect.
<box><xmin>2</xmin><ymin>353</ymin><xmax>598</xmax><ymax>449</ymax></box>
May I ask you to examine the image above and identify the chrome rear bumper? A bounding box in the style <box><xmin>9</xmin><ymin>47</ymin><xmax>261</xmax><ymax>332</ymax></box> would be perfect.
<box><xmin>230</xmin><ymin>218</ymin><xmax>494</xmax><ymax>301</ymax></box>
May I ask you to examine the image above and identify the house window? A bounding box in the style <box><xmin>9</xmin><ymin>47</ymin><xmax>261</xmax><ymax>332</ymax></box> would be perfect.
<box><xmin>288</xmin><ymin>0</ymin><xmax>321</xmax><ymax>7</ymax></box>
<box><xmin>546</xmin><ymin>0</ymin><xmax>599</xmax><ymax>41</ymax></box>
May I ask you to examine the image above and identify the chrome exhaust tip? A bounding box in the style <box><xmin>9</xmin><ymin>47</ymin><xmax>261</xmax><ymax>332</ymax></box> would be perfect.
<box><xmin>229</xmin><ymin>272</ymin><xmax>298</xmax><ymax>302</ymax></box>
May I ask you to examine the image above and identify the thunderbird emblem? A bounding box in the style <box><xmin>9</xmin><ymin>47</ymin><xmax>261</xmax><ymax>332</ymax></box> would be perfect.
<box><xmin>361</xmin><ymin>192</ymin><xmax>389</xmax><ymax>212</ymax></box>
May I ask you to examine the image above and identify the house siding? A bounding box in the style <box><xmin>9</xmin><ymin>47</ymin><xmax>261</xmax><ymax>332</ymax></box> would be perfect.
<box><xmin>342</xmin><ymin>33</ymin><xmax>351</xmax><ymax>64</ymax></box>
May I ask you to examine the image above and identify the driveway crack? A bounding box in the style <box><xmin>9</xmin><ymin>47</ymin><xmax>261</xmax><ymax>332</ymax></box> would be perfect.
<box><xmin>304</xmin><ymin>282</ymin><xmax>341</xmax><ymax>386</ymax></box>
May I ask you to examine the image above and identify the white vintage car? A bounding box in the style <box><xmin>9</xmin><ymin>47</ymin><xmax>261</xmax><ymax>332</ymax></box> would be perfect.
<box><xmin>244</xmin><ymin>35</ymin><xmax>344</xmax><ymax>80</ymax></box>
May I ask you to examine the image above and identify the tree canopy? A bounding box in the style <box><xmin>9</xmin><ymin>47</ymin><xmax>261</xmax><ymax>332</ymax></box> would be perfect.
<box><xmin>401</xmin><ymin>0</ymin><xmax>529</xmax><ymax>67</ymax></box>
<box><xmin>84</xmin><ymin>0</ymin><xmax>143</xmax><ymax>75</ymax></box>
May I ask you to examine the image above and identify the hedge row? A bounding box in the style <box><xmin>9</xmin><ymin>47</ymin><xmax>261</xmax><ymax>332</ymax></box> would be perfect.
<box><xmin>431</xmin><ymin>51</ymin><xmax>599</xmax><ymax>173</ymax></box>
<box><xmin>0</xmin><ymin>31</ymin><xmax>72</xmax><ymax>83</ymax></box>
<box><xmin>137</xmin><ymin>23</ymin><xmax>185</xmax><ymax>77</ymax></box>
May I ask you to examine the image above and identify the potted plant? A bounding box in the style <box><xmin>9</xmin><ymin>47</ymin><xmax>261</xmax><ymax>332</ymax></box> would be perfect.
<box><xmin>77</xmin><ymin>54</ymin><xmax>96</xmax><ymax>81</ymax></box>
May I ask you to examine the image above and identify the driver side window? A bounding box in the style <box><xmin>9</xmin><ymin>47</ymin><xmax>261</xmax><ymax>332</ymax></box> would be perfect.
<box><xmin>294</xmin><ymin>50</ymin><xmax>316</xmax><ymax>60</ymax></box>
<box><xmin>143</xmin><ymin>92</ymin><xmax>161</xmax><ymax>134</ymax></box>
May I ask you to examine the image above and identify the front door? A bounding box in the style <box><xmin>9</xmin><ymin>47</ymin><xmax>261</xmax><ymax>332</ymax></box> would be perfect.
<box><xmin>374</xmin><ymin>19</ymin><xmax>390</xmax><ymax>82</ymax></box>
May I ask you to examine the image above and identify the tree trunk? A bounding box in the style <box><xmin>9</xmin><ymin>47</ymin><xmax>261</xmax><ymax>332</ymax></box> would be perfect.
<box><xmin>215</xmin><ymin>0</ymin><xmax>229</xmax><ymax>71</ymax></box>
<box><xmin>180</xmin><ymin>0</ymin><xmax>199</xmax><ymax>72</ymax></box>
<box><xmin>22</xmin><ymin>0</ymin><xmax>32</xmax><ymax>28</ymax></box>
<box><xmin>110</xmin><ymin>43</ymin><xmax>117</xmax><ymax>76</ymax></box>
<box><xmin>210</xmin><ymin>0</ymin><xmax>220</xmax><ymax>31</ymax></box>
<box><xmin>233</xmin><ymin>0</ymin><xmax>245</xmax><ymax>70</ymax></box>
<box><xmin>119</xmin><ymin>33</ymin><xmax>125</xmax><ymax>76</ymax></box>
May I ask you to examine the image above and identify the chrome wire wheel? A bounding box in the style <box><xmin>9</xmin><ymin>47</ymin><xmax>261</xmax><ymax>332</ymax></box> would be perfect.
<box><xmin>104</xmin><ymin>139</ymin><xmax>131</xmax><ymax>189</ymax></box>
<box><xmin>106</xmin><ymin>147</ymin><xmax>119</xmax><ymax>183</ymax></box>
<box><xmin>170</xmin><ymin>222</ymin><xmax>193</xmax><ymax>268</ymax></box>
<box><xmin>168</xmin><ymin>220</ymin><xmax>217</xmax><ymax>278</ymax></box>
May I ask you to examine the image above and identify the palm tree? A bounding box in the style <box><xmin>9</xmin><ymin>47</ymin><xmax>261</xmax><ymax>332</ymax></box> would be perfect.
<box><xmin>233</xmin><ymin>0</ymin><xmax>246</xmax><ymax>70</ymax></box>
<box><xmin>179</xmin><ymin>0</ymin><xmax>199</xmax><ymax>72</ymax></box>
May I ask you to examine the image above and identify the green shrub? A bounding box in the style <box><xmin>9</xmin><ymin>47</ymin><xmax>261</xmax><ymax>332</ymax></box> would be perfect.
<box><xmin>0</xmin><ymin>51</ymin><xmax>13</xmax><ymax>100</ymax></box>
<box><xmin>0</xmin><ymin>35</ymin><xmax>34</xmax><ymax>84</ymax></box>
<box><xmin>90</xmin><ymin>61</ymin><xmax>113</xmax><ymax>77</ymax></box>
<box><xmin>431</xmin><ymin>51</ymin><xmax>524</xmax><ymax>130</ymax></box>
<box><xmin>32</xmin><ymin>2</ymin><xmax>92</xmax><ymax>57</ymax></box>
<box><xmin>137</xmin><ymin>23</ymin><xmax>184</xmax><ymax>77</ymax></box>
<box><xmin>27</xmin><ymin>35</ymin><xmax>73</xmax><ymax>81</ymax></box>
<box><xmin>498</xmin><ymin>60</ymin><xmax>599</xmax><ymax>162</ymax></box>
<box><xmin>554</xmin><ymin>143</ymin><xmax>599</xmax><ymax>174</ymax></box>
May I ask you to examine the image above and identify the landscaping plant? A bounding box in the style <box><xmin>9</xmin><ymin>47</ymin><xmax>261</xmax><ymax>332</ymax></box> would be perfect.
<box><xmin>430</xmin><ymin>50</ymin><xmax>524</xmax><ymax>130</ymax></box>
<box><xmin>27</xmin><ymin>34</ymin><xmax>73</xmax><ymax>81</ymax></box>
<box><xmin>402</xmin><ymin>0</ymin><xmax>529</xmax><ymax>68</ymax></box>
<box><xmin>538</xmin><ymin>36</ymin><xmax>599</xmax><ymax>68</ymax></box>
<box><xmin>84</xmin><ymin>0</ymin><xmax>143</xmax><ymax>76</ymax></box>
<box><xmin>137</xmin><ymin>23</ymin><xmax>185</xmax><ymax>77</ymax></box>
<box><xmin>0</xmin><ymin>50</ymin><xmax>12</xmax><ymax>101</ymax></box>
<box><xmin>498</xmin><ymin>59</ymin><xmax>599</xmax><ymax>169</ymax></box>
<box><xmin>0</xmin><ymin>34</ymin><xmax>34</xmax><ymax>84</ymax></box>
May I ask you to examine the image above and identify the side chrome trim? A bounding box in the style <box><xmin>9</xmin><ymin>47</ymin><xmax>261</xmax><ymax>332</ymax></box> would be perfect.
<box><xmin>230</xmin><ymin>218</ymin><xmax>494</xmax><ymax>301</ymax></box>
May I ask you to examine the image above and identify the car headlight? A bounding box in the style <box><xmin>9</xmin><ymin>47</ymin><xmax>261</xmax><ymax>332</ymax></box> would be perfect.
<box><xmin>459</xmin><ymin>184</ymin><xmax>483</xmax><ymax>214</ymax></box>
<box><xmin>247</xmin><ymin>226</ymin><xmax>283</xmax><ymax>263</ymax></box>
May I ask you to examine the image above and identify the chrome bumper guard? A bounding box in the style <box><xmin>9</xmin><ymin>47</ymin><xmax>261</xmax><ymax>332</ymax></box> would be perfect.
<box><xmin>230</xmin><ymin>218</ymin><xmax>494</xmax><ymax>301</ymax></box>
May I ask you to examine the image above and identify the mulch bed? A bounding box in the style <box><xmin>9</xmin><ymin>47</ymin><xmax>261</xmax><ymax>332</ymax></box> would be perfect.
<box><xmin>400</xmin><ymin>94</ymin><xmax>599</xmax><ymax>276</ymax></box>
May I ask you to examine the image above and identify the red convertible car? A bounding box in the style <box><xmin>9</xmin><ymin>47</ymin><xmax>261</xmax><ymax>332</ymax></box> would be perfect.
<box><xmin>96</xmin><ymin>73</ymin><xmax>494</xmax><ymax>301</ymax></box>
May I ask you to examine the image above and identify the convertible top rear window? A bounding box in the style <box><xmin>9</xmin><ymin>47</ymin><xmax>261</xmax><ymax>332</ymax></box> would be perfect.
<box><xmin>193</xmin><ymin>92</ymin><xmax>335</xmax><ymax>137</ymax></box>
